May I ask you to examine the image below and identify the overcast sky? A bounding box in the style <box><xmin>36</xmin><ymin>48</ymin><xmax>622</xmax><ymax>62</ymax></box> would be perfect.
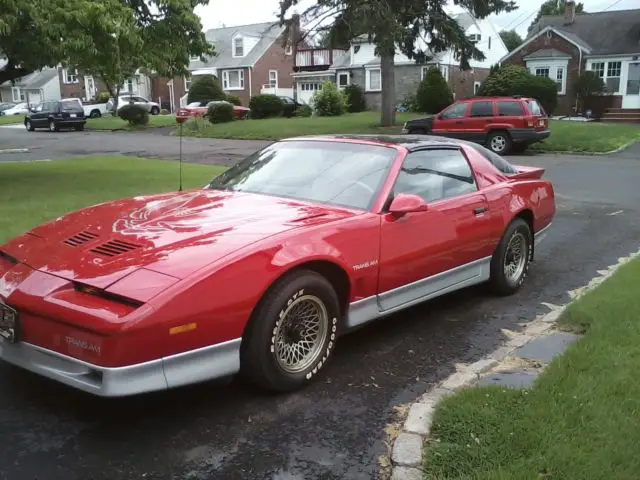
<box><xmin>195</xmin><ymin>0</ymin><xmax>639</xmax><ymax>37</ymax></box>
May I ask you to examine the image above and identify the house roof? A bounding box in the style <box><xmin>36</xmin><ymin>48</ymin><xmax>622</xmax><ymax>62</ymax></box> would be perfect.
<box><xmin>452</xmin><ymin>11</ymin><xmax>479</xmax><ymax>32</ymax></box>
<box><xmin>528</xmin><ymin>8</ymin><xmax>640</xmax><ymax>55</ymax></box>
<box><xmin>0</xmin><ymin>68</ymin><xmax>58</xmax><ymax>88</ymax></box>
<box><xmin>523</xmin><ymin>48</ymin><xmax>572</xmax><ymax>60</ymax></box>
<box><xmin>189</xmin><ymin>21</ymin><xmax>284</xmax><ymax>71</ymax></box>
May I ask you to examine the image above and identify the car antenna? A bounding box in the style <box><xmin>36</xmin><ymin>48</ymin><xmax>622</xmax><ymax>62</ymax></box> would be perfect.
<box><xmin>176</xmin><ymin>109</ymin><xmax>187</xmax><ymax>192</ymax></box>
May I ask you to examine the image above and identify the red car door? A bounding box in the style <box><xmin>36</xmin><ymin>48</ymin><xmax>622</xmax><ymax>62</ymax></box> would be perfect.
<box><xmin>464</xmin><ymin>100</ymin><xmax>496</xmax><ymax>144</ymax></box>
<box><xmin>377</xmin><ymin>147</ymin><xmax>498</xmax><ymax>312</ymax></box>
<box><xmin>431</xmin><ymin>102</ymin><xmax>469</xmax><ymax>138</ymax></box>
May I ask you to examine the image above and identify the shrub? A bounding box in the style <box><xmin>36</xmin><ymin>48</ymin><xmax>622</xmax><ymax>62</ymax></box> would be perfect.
<box><xmin>226</xmin><ymin>94</ymin><xmax>242</xmax><ymax>106</ymax></box>
<box><xmin>160</xmin><ymin>108</ymin><xmax>169</xmax><ymax>115</ymax></box>
<box><xmin>296</xmin><ymin>104</ymin><xmax>313</xmax><ymax>117</ymax></box>
<box><xmin>249</xmin><ymin>94</ymin><xmax>284</xmax><ymax>119</ymax></box>
<box><xmin>282</xmin><ymin>101</ymin><xmax>297</xmax><ymax>118</ymax></box>
<box><xmin>574</xmin><ymin>71</ymin><xmax>607</xmax><ymax>114</ymax></box>
<box><xmin>95</xmin><ymin>91</ymin><xmax>110</xmax><ymax>103</ymax></box>
<box><xmin>477</xmin><ymin>65</ymin><xmax>558</xmax><ymax>115</ymax></box>
<box><xmin>401</xmin><ymin>93</ymin><xmax>421</xmax><ymax>113</ymax></box>
<box><xmin>343</xmin><ymin>84</ymin><xmax>365</xmax><ymax>113</ymax></box>
<box><xmin>207</xmin><ymin>102</ymin><xmax>234</xmax><ymax>124</ymax></box>
<box><xmin>187</xmin><ymin>75</ymin><xmax>226</xmax><ymax>104</ymax></box>
<box><xmin>118</xmin><ymin>104</ymin><xmax>149</xmax><ymax>126</ymax></box>
<box><xmin>416</xmin><ymin>67</ymin><xmax>454</xmax><ymax>114</ymax></box>
<box><xmin>312</xmin><ymin>81</ymin><xmax>347</xmax><ymax>117</ymax></box>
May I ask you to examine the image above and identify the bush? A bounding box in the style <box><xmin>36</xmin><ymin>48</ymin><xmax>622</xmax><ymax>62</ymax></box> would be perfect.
<box><xmin>249</xmin><ymin>94</ymin><xmax>284</xmax><ymax>119</ymax></box>
<box><xmin>296</xmin><ymin>104</ymin><xmax>313</xmax><ymax>117</ymax></box>
<box><xmin>207</xmin><ymin>102</ymin><xmax>234</xmax><ymax>124</ymax></box>
<box><xmin>96</xmin><ymin>91</ymin><xmax>110</xmax><ymax>103</ymax></box>
<box><xmin>416</xmin><ymin>67</ymin><xmax>454</xmax><ymax>114</ymax></box>
<box><xmin>282</xmin><ymin>102</ymin><xmax>297</xmax><ymax>118</ymax></box>
<box><xmin>187</xmin><ymin>75</ymin><xmax>226</xmax><ymax>104</ymax></box>
<box><xmin>343</xmin><ymin>84</ymin><xmax>365</xmax><ymax>113</ymax></box>
<box><xmin>574</xmin><ymin>71</ymin><xmax>607</xmax><ymax>114</ymax></box>
<box><xmin>401</xmin><ymin>93</ymin><xmax>421</xmax><ymax>113</ymax></box>
<box><xmin>312</xmin><ymin>81</ymin><xmax>347</xmax><ymax>117</ymax></box>
<box><xmin>118</xmin><ymin>104</ymin><xmax>149</xmax><ymax>126</ymax></box>
<box><xmin>226</xmin><ymin>94</ymin><xmax>242</xmax><ymax>106</ymax></box>
<box><xmin>160</xmin><ymin>108</ymin><xmax>169</xmax><ymax>115</ymax></box>
<box><xmin>477</xmin><ymin>65</ymin><xmax>558</xmax><ymax>115</ymax></box>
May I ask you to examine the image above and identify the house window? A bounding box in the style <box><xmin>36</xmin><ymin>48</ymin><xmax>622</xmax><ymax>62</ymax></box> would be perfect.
<box><xmin>366</xmin><ymin>68</ymin><xmax>381</xmax><ymax>91</ymax></box>
<box><xmin>337</xmin><ymin>72</ymin><xmax>349</xmax><ymax>88</ymax></box>
<box><xmin>11</xmin><ymin>87</ymin><xmax>24</xmax><ymax>102</ymax></box>
<box><xmin>125</xmin><ymin>78</ymin><xmax>134</xmax><ymax>93</ymax></box>
<box><xmin>473</xmin><ymin>81</ymin><xmax>481</xmax><ymax>95</ymax></box>
<box><xmin>591</xmin><ymin>62</ymin><xmax>605</xmax><ymax>78</ymax></box>
<box><xmin>233</xmin><ymin>37</ymin><xmax>244</xmax><ymax>57</ymax></box>
<box><xmin>439</xmin><ymin>64</ymin><xmax>449</xmax><ymax>83</ymax></box>
<box><xmin>556</xmin><ymin>67</ymin><xmax>565</xmax><ymax>94</ymax></box>
<box><xmin>534</xmin><ymin>67</ymin><xmax>550</xmax><ymax>78</ymax></box>
<box><xmin>63</xmin><ymin>68</ymin><xmax>79</xmax><ymax>84</ymax></box>
<box><xmin>268</xmin><ymin>70</ymin><xmax>278</xmax><ymax>88</ymax></box>
<box><xmin>606</xmin><ymin>61</ymin><xmax>621</xmax><ymax>93</ymax></box>
<box><xmin>285</xmin><ymin>45</ymin><xmax>293</xmax><ymax>55</ymax></box>
<box><xmin>223</xmin><ymin>69</ymin><xmax>245</xmax><ymax>90</ymax></box>
<box><xmin>300</xmin><ymin>83</ymin><xmax>321</xmax><ymax>91</ymax></box>
<box><xmin>185</xmin><ymin>76</ymin><xmax>192</xmax><ymax>91</ymax></box>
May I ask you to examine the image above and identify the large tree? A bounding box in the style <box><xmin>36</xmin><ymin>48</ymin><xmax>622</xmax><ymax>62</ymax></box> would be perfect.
<box><xmin>0</xmin><ymin>0</ymin><xmax>214</xmax><ymax>105</ymax></box>
<box><xmin>279</xmin><ymin>0</ymin><xmax>517</xmax><ymax>126</ymax></box>
<box><xmin>527</xmin><ymin>0</ymin><xmax>585</xmax><ymax>34</ymax></box>
<box><xmin>499</xmin><ymin>29</ymin><xmax>522</xmax><ymax>52</ymax></box>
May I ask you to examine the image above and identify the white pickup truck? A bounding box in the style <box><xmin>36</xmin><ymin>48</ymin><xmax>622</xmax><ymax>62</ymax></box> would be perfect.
<box><xmin>61</xmin><ymin>98</ymin><xmax>109</xmax><ymax>118</ymax></box>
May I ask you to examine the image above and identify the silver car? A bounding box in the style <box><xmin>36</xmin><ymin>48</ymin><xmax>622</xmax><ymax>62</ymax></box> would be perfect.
<box><xmin>107</xmin><ymin>95</ymin><xmax>161</xmax><ymax>115</ymax></box>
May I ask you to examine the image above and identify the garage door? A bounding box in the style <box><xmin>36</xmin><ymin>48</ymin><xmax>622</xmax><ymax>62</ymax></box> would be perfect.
<box><xmin>297</xmin><ymin>82</ymin><xmax>323</xmax><ymax>104</ymax></box>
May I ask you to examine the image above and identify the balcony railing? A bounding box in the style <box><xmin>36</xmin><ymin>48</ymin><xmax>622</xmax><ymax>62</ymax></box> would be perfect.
<box><xmin>295</xmin><ymin>48</ymin><xmax>348</xmax><ymax>69</ymax></box>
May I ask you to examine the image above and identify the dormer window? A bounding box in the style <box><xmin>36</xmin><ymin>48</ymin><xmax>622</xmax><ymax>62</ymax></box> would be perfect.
<box><xmin>233</xmin><ymin>36</ymin><xmax>244</xmax><ymax>57</ymax></box>
<box><xmin>468</xmin><ymin>33</ymin><xmax>481</xmax><ymax>43</ymax></box>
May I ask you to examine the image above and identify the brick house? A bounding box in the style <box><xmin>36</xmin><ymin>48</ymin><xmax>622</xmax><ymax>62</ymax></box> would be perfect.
<box><xmin>500</xmin><ymin>2</ymin><xmax>640</xmax><ymax>118</ymax></box>
<box><xmin>154</xmin><ymin>21</ymin><xmax>298</xmax><ymax>111</ymax></box>
<box><xmin>291</xmin><ymin>12</ymin><xmax>507</xmax><ymax>110</ymax></box>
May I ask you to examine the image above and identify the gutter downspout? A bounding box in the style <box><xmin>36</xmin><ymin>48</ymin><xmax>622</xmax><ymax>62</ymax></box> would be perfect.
<box><xmin>249</xmin><ymin>67</ymin><xmax>253</xmax><ymax>98</ymax></box>
<box><xmin>575</xmin><ymin>48</ymin><xmax>582</xmax><ymax>113</ymax></box>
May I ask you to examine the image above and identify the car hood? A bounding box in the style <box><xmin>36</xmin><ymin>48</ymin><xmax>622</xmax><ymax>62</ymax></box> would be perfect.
<box><xmin>405</xmin><ymin>115</ymin><xmax>434</xmax><ymax>126</ymax></box>
<box><xmin>1</xmin><ymin>189</ymin><xmax>357</xmax><ymax>290</ymax></box>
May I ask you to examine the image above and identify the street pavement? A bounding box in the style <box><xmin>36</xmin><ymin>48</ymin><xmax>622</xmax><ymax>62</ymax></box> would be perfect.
<box><xmin>0</xmin><ymin>128</ymin><xmax>639</xmax><ymax>480</ymax></box>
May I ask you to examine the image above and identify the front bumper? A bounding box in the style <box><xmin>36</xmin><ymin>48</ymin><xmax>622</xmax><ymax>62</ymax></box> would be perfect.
<box><xmin>0</xmin><ymin>337</ymin><xmax>241</xmax><ymax>397</ymax></box>
<box><xmin>511</xmin><ymin>128</ymin><xmax>551</xmax><ymax>144</ymax></box>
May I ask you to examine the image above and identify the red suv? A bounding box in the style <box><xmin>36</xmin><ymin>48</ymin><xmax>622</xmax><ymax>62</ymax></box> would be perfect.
<box><xmin>402</xmin><ymin>96</ymin><xmax>550</xmax><ymax>155</ymax></box>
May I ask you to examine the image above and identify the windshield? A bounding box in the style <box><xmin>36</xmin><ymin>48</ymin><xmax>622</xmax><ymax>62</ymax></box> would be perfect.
<box><xmin>207</xmin><ymin>140</ymin><xmax>397</xmax><ymax>210</ymax></box>
<box><xmin>187</xmin><ymin>102</ymin><xmax>205</xmax><ymax>107</ymax></box>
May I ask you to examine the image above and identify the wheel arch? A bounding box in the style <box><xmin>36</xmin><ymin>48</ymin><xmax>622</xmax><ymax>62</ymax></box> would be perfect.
<box><xmin>513</xmin><ymin>208</ymin><xmax>535</xmax><ymax>260</ymax></box>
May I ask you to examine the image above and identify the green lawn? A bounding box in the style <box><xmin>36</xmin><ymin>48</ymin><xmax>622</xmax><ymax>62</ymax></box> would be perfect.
<box><xmin>0</xmin><ymin>156</ymin><xmax>225</xmax><ymax>243</ymax></box>
<box><xmin>180</xmin><ymin>112</ymin><xmax>424</xmax><ymax>140</ymax></box>
<box><xmin>422</xmin><ymin>256</ymin><xmax>640</xmax><ymax>480</ymax></box>
<box><xmin>0</xmin><ymin>115</ymin><xmax>24</xmax><ymax>125</ymax></box>
<box><xmin>85</xmin><ymin>114</ymin><xmax>177</xmax><ymax>131</ymax></box>
<box><xmin>533</xmin><ymin>120</ymin><xmax>640</xmax><ymax>153</ymax></box>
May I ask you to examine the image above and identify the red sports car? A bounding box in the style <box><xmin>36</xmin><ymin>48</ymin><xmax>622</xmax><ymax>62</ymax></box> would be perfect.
<box><xmin>0</xmin><ymin>135</ymin><xmax>555</xmax><ymax>397</ymax></box>
<box><xmin>182</xmin><ymin>100</ymin><xmax>250</xmax><ymax>120</ymax></box>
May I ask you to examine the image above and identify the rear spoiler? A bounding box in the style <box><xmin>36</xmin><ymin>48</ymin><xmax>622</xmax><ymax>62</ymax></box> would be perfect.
<box><xmin>509</xmin><ymin>164</ymin><xmax>545</xmax><ymax>180</ymax></box>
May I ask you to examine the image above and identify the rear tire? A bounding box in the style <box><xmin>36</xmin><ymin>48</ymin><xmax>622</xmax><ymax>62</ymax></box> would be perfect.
<box><xmin>489</xmin><ymin>218</ymin><xmax>532</xmax><ymax>296</ymax></box>
<box><xmin>89</xmin><ymin>110</ymin><xmax>101</xmax><ymax>118</ymax></box>
<box><xmin>487</xmin><ymin>130</ymin><xmax>512</xmax><ymax>155</ymax></box>
<box><xmin>240</xmin><ymin>270</ymin><xmax>340</xmax><ymax>392</ymax></box>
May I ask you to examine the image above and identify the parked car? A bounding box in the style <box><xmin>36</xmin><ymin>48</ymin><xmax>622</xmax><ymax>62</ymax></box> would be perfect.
<box><xmin>61</xmin><ymin>98</ymin><xmax>109</xmax><ymax>118</ymax></box>
<box><xmin>0</xmin><ymin>102</ymin><xmax>16</xmax><ymax>114</ymax></box>
<box><xmin>24</xmin><ymin>99</ymin><xmax>86</xmax><ymax>132</ymax></box>
<box><xmin>279</xmin><ymin>96</ymin><xmax>305</xmax><ymax>116</ymax></box>
<box><xmin>2</xmin><ymin>102</ymin><xmax>30</xmax><ymax>116</ymax></box>
<box><xmin>183</xmin><ymin>100</ymin><xmax>250</xmax><ymax>120</ymax></box>
<box><xmin>106</xmin><ymin>95</ymin><xmax>161</xmax><ymax>115</ymax></box>
<box><xmin>0</xmin><ymin>134</ymin><xmax>555</xmax><ymax>397</ymax></box>
<box><xmin>402</xmin><ymin>96</ymin><xmax>550</xmax><ymax>155</ymax></box>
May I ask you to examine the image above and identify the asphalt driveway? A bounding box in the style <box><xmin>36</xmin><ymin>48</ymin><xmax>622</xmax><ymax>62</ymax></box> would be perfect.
<box><xmin>1</xmin><ymin>130</ymin><xmax>639</xmax><ymax>480</ymax></box>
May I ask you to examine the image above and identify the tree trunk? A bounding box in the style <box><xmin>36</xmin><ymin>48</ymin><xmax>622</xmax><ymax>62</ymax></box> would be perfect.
<box><xmin>380</xmin><ymin>53</ymin><xmax>396</xmax><ymax>127</ymax></box>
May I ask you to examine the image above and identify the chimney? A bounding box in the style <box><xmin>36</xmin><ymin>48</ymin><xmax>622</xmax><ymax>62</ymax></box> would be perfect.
<box><xmin>563</xmin><ymin>1</ymin><xmax>576</xmax><ymax>25</ymax></box>
<box><xmin>290</xmin><ymin>14</ymin><xmax>301</xmax><ymax>50</ymax></box>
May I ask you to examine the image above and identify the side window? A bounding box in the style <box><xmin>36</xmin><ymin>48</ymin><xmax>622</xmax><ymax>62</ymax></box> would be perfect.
<box><xmin>439</xmin><ymin>103</ymin><xmax>467</xmax><ymax>120</ymax></box>
<box><xmin>393</xmin><ymin>149</ymin><xmax>477</xmax><ymax>203</ymax></box>
<box><xmin>497</xmin><ymin>101</ymin><xmax>525</xmax><ymax>116</ymax></box>
<box><xmin>134</xmin><ymin>96</ymin><xmax>147</xmax><ymax>102</ymax></box>
<box><xmin>469</xmin><ymin>101</ymin><xmax>494</xmax><ymax>117</ymax></box>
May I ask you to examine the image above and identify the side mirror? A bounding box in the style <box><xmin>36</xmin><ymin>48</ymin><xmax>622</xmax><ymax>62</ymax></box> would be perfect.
<box><xmin>388</xmin><ymin>193</ymin><xmax>428</xmax><ymax>217</ymax></box>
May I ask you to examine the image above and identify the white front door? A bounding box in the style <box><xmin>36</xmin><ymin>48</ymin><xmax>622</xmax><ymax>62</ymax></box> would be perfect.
<box><xmin>84</xmin><ymin>75</ymin><xmax>96</xmax><ymax>101</ymax></box>
<box><xmin>622</xmin><ymin>62</ymin><xmax>640</xmax><ymax>109</ymax></box>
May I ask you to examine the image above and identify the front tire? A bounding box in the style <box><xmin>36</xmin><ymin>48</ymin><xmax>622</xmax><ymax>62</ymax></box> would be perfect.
<box><xmin>151</xmin><ymin>106</ymin><xmax>160</xmax><ymax>115</ymax></box>
<box><xmin>489</xmin><ymin>218</ymin><xmax>532</xmax><ymax>296</ymax></box>
<box><xmin>241</xmin><ymin>270</ymin><xmax>340</xmax><ymax>392</ymax></box>
<box><xmin>25</xmin><ymin>120</ymin><xmax>34</xmax><ymax>132</ymax></box>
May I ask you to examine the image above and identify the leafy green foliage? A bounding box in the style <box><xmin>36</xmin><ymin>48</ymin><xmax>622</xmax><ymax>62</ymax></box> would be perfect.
<box><xmin>477</xmin><ymin>65</ymin><xmax>558</xmax><ymax>114</ymax></box>
<box><xmin>574</xmin><ymin>71</ymin><xmax>607</xmax><ymax>99</ymax></box>
<box><xmin>207</xmin><ymin>102</ymin><xmax>234</xmax><ymax>124</ymax></box>
<box><xmin>312</xmin><ymin>81</ymin><xmax>347</xmax><ymax>117</ymax></box>
<box><xmin>528</xmin><ymin>0</ymin><xmax>585</xmax><ymax>34</ymax></box>
<box><xmin>249</xmin><ymin>95</ymin><xmax>284</xmax><ymax>119</ymax></box>
<box><xmin>499</xmin><ymin>29</ymin><xmax>523</xmax><ymax>52</ymax></box>
<box><xmin>295</xmin><ymin>105</ymin><xmax>313</xmax><ymax>117</ymax></box>
<box><xmin>343</xmin><ymin>84</ymin><xmax>366</xmax><ymax>113</ymax></box>
<box><xmin>416</xmin><ymin>67</ymin><xmax>453</xmax><ymax>114</ymax></box>
<box><xmin>160</xmin><ymin>108</ymin><xmax>169</xmax><ymax>115</ymax></box>
<box><xmin>117</xmin><ymin>104</ymin><xmax>149</xmax><ymax>126</ymax></box>
<box><xmin>95</xmin><ymin>91</ymin><xmax>110</xmax><ymax>103</ymax></box>
<box><xmin>226</xmin><ymin>94</ymin><xmax>242</xmax><ymax>106</ymax></box>
<box><xmin>400</xmin><ymin>93</ymin><xmax>420</xmax><ymax>112</ymax></box>
<box><xmin>187</xmin><ymin>76</ymin><xmax>226</xmax><ymax>104</ymax></box>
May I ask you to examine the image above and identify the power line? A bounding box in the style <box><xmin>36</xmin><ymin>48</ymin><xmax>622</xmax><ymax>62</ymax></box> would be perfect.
<box><xmin>600</xmin><ymin>0</ymin><xmax>625</xmax><ymax>11</ymax></box>
<box><xmin>502</xmin><ymin>9</ymin><xmax>532</xmax><ymax>30</ymax></box>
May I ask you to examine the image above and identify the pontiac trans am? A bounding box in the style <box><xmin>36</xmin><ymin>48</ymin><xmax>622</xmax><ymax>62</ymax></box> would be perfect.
<box><xmin>0</xmin><ymin>135</ymin><xmax>555</xmax><ymax>397</ymax></box>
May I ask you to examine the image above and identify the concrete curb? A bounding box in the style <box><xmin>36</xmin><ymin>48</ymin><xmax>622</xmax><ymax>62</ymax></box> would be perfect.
<box><xmin>532</xmin><ymin>140</ymin><xmax>638</xmax><ymax>157</ymax></box>
<box><xmin>383</xmin><ymin>247</ymin><xmax>640</xmax><ymax>480</ymax></box>
<box><xmin>0</xmin><ymin>148</ymin><xmax>29</xmax><ymax>154</ymax></box>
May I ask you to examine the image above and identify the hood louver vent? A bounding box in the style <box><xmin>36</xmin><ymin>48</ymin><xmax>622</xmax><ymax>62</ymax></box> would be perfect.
<box><xmin>90</xmin><ymin>239</ymin><xmax>141</xmax><ymax>258</ymax></box>
<box><xmin>64</xmin><ymin>231</ymin><xmax>99</xmax><ymax>247</ymax></box>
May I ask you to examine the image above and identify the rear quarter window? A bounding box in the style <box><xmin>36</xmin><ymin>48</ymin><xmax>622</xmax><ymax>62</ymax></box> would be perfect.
<box><xmin>526</xmin><ymin>99</ymin><xmax>545</xmax><ymax>116</ymax></box>
<box><xmin>497</xmin><ymin>101</ymin><xmax>525</xmax><ymax>116</ymax></box>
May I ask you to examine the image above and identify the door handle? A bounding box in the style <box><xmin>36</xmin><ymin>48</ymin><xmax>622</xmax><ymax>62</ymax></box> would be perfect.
<box><xmin>473</xmin><ymin>207</ymin><xmax>488</xmax><ymax>215</ymax></box>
